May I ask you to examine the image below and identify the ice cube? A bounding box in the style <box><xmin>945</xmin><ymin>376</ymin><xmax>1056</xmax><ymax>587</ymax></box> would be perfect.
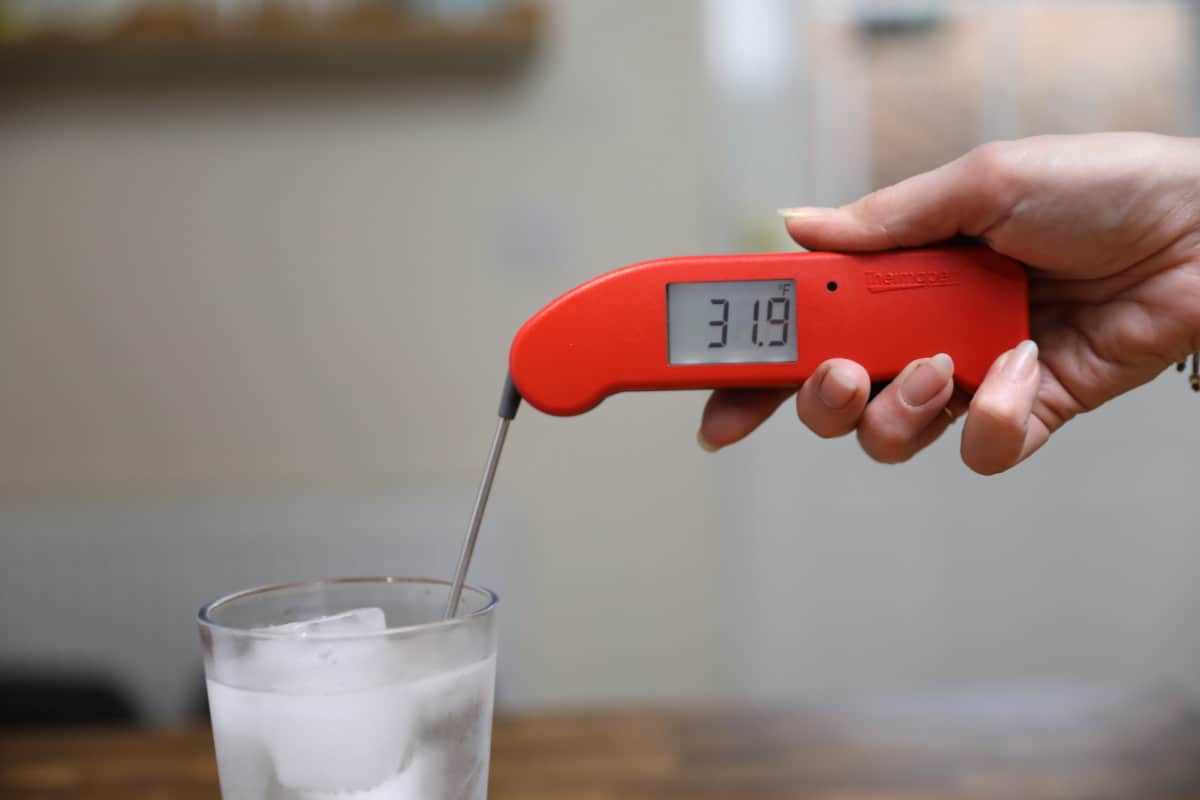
<box><xmin>261</xmin><ymin>679</ymin><xmax>418</xmax><ymax>794</ymax></box>
<box><xmin>261</xmin><ymin>658</ymin><xmax>495</xmax><ymax>797</ymax></box>
<box><xmin>231</xmin><ymin>608</ymin><xmax>394</xmax><ymax>694</ymax></box>
<box><xmin>209</xmin><ymin>607</ymin><xmax>402</xmax><ymax>793</ymax></box>
<box><xmin>278</xmin><ymin>750</ymin><xmax>485</xmax><ymax>800</ymax></box>
<box><xmin>259</xmin><ymin>607</ymin><xmax>387</xmax><ymax>636</ymax></box>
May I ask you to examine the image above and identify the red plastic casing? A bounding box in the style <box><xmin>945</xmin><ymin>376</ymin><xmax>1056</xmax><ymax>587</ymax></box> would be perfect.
<box><xmin>509</xmin><ymin>245</ymin><xmax>1029</xmax><ymax>416</ymax></box>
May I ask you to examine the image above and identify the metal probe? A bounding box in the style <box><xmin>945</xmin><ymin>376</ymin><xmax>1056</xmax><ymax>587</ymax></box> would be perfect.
<box><xmin>444</xmin><ymin>376</ymin><xmax>522</xmax><ymax>619</ymax></box>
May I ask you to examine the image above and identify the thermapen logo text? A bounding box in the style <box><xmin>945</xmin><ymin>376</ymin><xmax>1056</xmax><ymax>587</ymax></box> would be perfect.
<box><xmin>864</xmin><ymin>270</ymin><xmax>958</xmax><ymax>292</ymax></box>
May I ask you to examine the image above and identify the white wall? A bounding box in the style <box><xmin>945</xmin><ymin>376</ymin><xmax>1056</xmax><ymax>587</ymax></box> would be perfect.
<box><xmin>0</xmin><ymin>0</ymin><xmax>729</xmax><ymax>716</ymax></box>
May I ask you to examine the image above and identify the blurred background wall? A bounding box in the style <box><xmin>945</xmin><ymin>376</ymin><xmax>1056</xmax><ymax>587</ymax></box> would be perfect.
<box><xmin>2</xmin><ymin>0</ymin><xmax>1200</xmax><ymax>725</ymax></box>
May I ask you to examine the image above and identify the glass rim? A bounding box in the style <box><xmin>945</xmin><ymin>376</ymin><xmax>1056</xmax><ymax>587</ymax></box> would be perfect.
<box><xmin>197</xmin><ymin>576</ymin><xmax>499</xmax><ymax>641</ymax></box>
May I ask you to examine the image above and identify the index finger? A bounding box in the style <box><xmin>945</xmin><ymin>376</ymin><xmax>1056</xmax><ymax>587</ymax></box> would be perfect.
<box><xmin>698</xmin><ymin>388</ymin><xmax>795</xmax><ymax>451</ymax></box>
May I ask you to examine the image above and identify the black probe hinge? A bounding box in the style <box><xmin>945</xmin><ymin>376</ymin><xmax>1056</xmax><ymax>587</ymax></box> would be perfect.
<box><xmin>498</xmin><ymin>373</ymin><xmax>523</xmax><ymax>419</ymax></box>
<box><xmin>1175</xmin><ymin>354</ymin><xmax>1200</xmax><ymax>392</ymax></box>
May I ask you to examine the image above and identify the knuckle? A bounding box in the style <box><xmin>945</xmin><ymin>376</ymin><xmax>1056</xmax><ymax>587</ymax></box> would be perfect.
<box><xmin>814</xmin><ymin>424</ymin><xmax>852</xmax><ymax>440</ymax></box>
<box><xmin>963</xmin><ymin>140</ymin><xmax>1029</xmax><ymax>204</ymax></box>
<box><xmin>1107</xmin><ymin>302</ymin><xmax>1169</xmax><ymax>361</ymax></box>
<box><xmin>855</xmin><ymin>191</ymin><xmax>904</xmax><ymax>247</ymax></box>
<box><xmin>962</xmin><ymin>447</ymin><xmax>1014</xmax><ymax>477</ymax></box>
<box><xmin>858</xmin><ymin>422</ymin><xmax>913</xmax><ymax>464</ymax></box>
<box><xmin>857</xmin><ymin>189</ymin><xmax>891</xmax><ymax>222</ymax></box>
<box><xmin>963</xmin><ymin>395</ymin><xmax>1029</xmax><ymax>476</ymax></box>
<box><xmin>969</xmin><ymin>394</ymin><xmax>1027</xmax><ymax>438</ymax></box>
<box><xmin>798</xmin><ymin>406</ymin><xmax>855</xmax><ymax>440</ymax></box>
<box><xmin>965</xmin><ymin>140</ymin><xmax>1016</xmax><ymax>175</ymax></box>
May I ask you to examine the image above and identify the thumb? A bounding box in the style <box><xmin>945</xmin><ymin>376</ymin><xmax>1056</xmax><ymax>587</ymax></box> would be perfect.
<box><xmin>780</xmin><ymin>143</ymin><xmax>1019</xmax><ymax>252</ymax></box>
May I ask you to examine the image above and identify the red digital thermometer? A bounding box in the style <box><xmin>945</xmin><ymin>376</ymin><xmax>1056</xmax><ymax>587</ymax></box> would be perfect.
<box><xmin>445</xmin><ymin>244</ymin><xmax>1029</xmax><ymax>617</ymax></box>
<box><xmin>508</xmin><ymin>244</ymin><xmax>1029</xmax><ymax>416</ymax></box>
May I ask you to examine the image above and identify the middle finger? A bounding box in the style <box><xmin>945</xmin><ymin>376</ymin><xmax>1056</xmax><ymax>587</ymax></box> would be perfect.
<box><xmin>857</xmin><ymin>353</ymin><xmax>957</xmax><ymax>464</ymax></box>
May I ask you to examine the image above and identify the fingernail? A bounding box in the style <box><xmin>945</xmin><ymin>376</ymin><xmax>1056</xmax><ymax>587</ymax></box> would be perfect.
<box><xmin>697</xmin><ymin>430</ymin><xmax>719</xmax><ymax>453</ymax></box>
<box><xmin>899</xmin><ymin>353</ymin><xmax>954</xmax><ymax>407</ymax></box>
<box><xmin>818</xmin><ymin>366</ymin><xmax>857</xmax><ymax>410</ymax></box>
<box><xmin>778</xmin><ymin>206</ymin><xmax>834</xmax><ymax>219</ymax></box>
<box><xmin>1004</xmin><ymin>340</ymin><xmax>1039</xmax><ymax>382</ymax></box>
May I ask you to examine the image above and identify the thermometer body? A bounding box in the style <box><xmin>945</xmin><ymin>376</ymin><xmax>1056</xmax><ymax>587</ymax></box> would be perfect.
<box><xmin>448</xmin><ymin>244</ymin><xmax>1028</xmax><ymax>615</ymax></box>
<box><xmin>509</xmin><ymin>245</ymin><xmax>1028</xmax><ymax>416</ymax></box>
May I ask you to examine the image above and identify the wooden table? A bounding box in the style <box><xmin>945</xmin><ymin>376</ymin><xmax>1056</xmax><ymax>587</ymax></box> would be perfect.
<box><xmin>4</xmin><ymin>689</ymin><xmax>1200</xmax><ymax>799</ymax></box>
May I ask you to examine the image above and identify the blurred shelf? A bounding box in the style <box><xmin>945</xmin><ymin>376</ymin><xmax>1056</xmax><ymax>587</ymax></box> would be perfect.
<box><xmin>0</xmin><ymin>3</ymin><xmax>544</xmax><ymax>84</ymax></box>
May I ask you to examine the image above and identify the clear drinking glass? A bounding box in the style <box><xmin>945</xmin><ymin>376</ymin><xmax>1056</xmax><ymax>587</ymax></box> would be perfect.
<box><xmin>198</xmin><ymin>577</ymin><xmax>499</xmax><ymax>800</ymax></box>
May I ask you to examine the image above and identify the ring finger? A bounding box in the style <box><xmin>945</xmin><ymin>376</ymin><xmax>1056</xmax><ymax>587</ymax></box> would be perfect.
<box><xmin>856</xmin><ymin>353</ymin><xmax>957</xmax><ymax>464</ymax></box>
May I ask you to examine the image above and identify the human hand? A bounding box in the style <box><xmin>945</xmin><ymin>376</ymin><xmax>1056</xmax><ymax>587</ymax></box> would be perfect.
<box><xmin>698</xmin><ymin>133</ymin><xmax>1200</xmax><ymax>473</ymax></box>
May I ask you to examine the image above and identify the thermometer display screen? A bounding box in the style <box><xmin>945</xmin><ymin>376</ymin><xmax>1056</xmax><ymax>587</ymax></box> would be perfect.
<box><xmin>667</xmin><ymin>280</ymin><xmax>798</xmax><ymax>365</ymax></box>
